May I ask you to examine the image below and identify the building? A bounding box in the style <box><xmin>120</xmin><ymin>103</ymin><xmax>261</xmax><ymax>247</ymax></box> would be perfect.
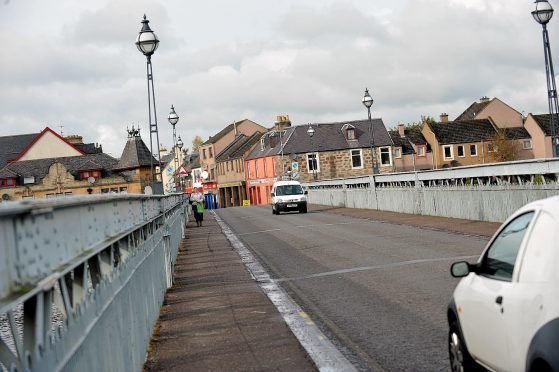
<box><xmin>199</xmin><ymin>119</ymin><xmax>267</xmax><ymax>196</ymax></box>
<box><xmin>422</xmin><ymin>116</ymin><xmax>533</xmax><ymax>169</ymax></box>
<box><xmin>0</xmin><ymin>127</ymin><xmax>138</xmax><ymax>200</ymax></box>
<box><xmin>389</xmin><ymin>124</ymin><xmax>433</xmax><ymax>172</ymax></box>
<box><xmin>456</xmin><ymin>96</ymin><xmax>523</xmax><ymax>128</ymax></box>
<box><xmin>524</xmin><ymin>114</ymin><xmax>559</xmax><ymax>158</ymax></box>
<box><xmin>216</xmin><ymin>132</ymin><xmax>262</xmax><ymax>207</ymax></box>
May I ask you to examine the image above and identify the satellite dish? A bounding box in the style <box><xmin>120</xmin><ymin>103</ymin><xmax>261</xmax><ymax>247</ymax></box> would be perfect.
<box><xmin>201</xmin><ymin>171</ymin><xmax>209</xmax><ymax>180</ymax></box>
<box><xmin>144</xmin><ymin>185</ymin><xmax>153</xmax><ymax>195</ymax></box>
<box><xmin>87</xmin><ymin>177</ymin><xmax>96</xmax><ymax>184</ymax></box>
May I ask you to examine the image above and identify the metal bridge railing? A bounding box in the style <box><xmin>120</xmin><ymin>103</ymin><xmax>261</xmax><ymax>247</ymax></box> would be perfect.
<box><xmin>0</xmin><ymin>194</ymin><xmax>188</xmax><ymax>372</ymax></box>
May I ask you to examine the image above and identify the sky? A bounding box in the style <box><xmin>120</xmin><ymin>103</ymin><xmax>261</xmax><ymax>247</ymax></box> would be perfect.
<box><xmin>1</xmin><ymin>0</ymin><xmax>558</xmax><ymax>157</ymax></box>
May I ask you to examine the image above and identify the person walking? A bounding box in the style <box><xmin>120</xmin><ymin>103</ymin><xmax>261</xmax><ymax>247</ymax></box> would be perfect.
<box><xmin>190</xmin><ymin>187</ymin><xmax>205</xmax><ymax>227</ymax></box>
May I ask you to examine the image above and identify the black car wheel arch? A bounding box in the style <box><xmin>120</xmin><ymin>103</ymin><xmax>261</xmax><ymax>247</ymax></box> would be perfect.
<box><xmin>526</xmin><ymin>318</ymin><xmax>559</xmax><ymax>372</ymax></box>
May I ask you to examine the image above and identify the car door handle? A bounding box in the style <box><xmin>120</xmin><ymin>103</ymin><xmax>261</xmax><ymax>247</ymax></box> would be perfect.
<box><xmin>495</xmin><ymin>296</ymin><xmax>503</xmax><ymax>305</ymax></box>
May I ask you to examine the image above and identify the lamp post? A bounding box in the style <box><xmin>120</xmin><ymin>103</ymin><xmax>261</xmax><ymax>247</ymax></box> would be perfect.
<box><xmin>306</xmin><ymin>124</ymin><xmax>317</xmax><ymax>180</ymax></box>
<box><xmin>168</xmin><ymin>105</ymin><xmax>179</xmax><ymax>191</ymax></box>
<box><xmin>362</xmin><ymin>88</ymin><xmax>379</xmax><ymax>174</ymax></box>
<box><xmin>177</xmin><ymin>135</ymin><xmax>184</xmax><ymax>192</ymax></box>
<box><xmin>533</xmin><ymin>0</ymin><xmax>559</xmax><ymax>158</ymax></box>
<box><xmin>136</xmin><ymin>14</ymin><xmax>163</xmax><ymax>193</ymax></box>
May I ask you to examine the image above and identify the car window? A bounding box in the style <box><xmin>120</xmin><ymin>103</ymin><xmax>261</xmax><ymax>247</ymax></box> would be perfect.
<box><xmin>480</xmin><ymin>212</ymin><xmax>534</xmax><ymax>280</ymax></box>
<box><xmin>276</xmin><ymin>185</ymin><xmax>303</xmax><ymax>196</ymax></box>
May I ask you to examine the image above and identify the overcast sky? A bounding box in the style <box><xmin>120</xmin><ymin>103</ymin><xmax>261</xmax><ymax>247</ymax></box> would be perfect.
<box><xmin>1</xmin><ymin>0</ymin><xmax>558</xmax><ymax>157</ymax></box>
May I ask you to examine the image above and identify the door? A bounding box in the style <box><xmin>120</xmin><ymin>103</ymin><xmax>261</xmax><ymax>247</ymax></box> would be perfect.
<box><xmin>457</xmin><ymin>212</ymin><xmax>534</xmax><ymax>371</ymax></box>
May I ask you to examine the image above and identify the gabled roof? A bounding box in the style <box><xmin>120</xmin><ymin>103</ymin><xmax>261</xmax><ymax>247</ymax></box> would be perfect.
<box><xmin>282</xmin><ymin>119</ymin><xmax>393</xmax><ymax>154</ymax></box>
<box><xmin>245</xmin><ymin>127</ymin><xmax>296</xmax><ymax>160</ymax></box>
<box><xmin>14</xmin><ymin>127</ymin><xmax>85</xmax><ymax>161</ymax></box>
<box><xmin>389</xmin><ymin>128</ymin><xmax>429</xmax><ymax>155</ymax></box>
<box><xmin>427</xmin><ymin>119</ymin><xmax>497</xmax><ymax>144</ymax></box>
<box><xmin>0</xmin><ymin>133</ymin><xmax>39</xmax><ymax>168</ymax></box>
<box><xmin>531</xmin><ymin>114</ymin><xmax>559</xmax><ymax>136</ymax></box>
<box><xmin>1</xmin><ymin>153</ymin><xmax>119</xmax><ymax>180</ymax></box>
<box><xmin>456</xmin><ymin>99</ymin><xmax>492</xmax><ymax>121</ymax></box>
<box><xmin>114</xmin><ymin>135</ymin><xmax>158</xmax><ymax>170</ymax></box>
<box><xmin>202</xmin><ymin>119</ymin><xmax>261</xmax><ymax>146</ymax></box>
<box><xmin>215</xmin><ymin>132</ymin><xmax>263</xmax><ymax>162</ymax></box>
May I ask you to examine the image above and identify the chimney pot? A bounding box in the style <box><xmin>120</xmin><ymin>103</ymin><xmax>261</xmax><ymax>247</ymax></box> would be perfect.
<box><xmin>397</xmin><ymin>123</ymin><xmax>405</xmax><ymax>138</ymax></box>
<box><xmin>440</xmin><ymin>113</ymin><xmax>449</xmax><ymax>122</ymax></box>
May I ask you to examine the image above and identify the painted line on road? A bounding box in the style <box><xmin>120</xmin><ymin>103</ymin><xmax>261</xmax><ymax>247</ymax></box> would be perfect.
<box><xmin>274</xmin><ymin>255</ymin><xmax>479</xmax><ymax>283</ymax></box>
<box><xmin>211</xmin><ymin>210</ymin><xmax>357</xmax><ymax>372</ymax></box>
<box><xmin>237</xmin><ymin>221</ymin><xmax>359</xmax><ymax>236</ymax></box>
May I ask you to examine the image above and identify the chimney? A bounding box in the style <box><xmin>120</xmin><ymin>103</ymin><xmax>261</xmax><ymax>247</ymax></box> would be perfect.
<box><xmin>274</xmin><ymin>114</ymin><xmax>292</xmax><ymax>130</ymax></box>
<box><xmin>397</xmin><ymin>123</ymin><xmax>405</xmax><ymax>138</ymax></box>
<box><xmin>234</xmin><ymin>121</ymin><xmax>237</xmax><ymax>136</ymax></box>
<box><xmin>480</xmin><ymin>96</ymin><xmax>490</xmax><ymax>103</ymax></box>
<box><xmin>64</xmin><ymin>135</ymin><xmax>84</xmax><ymax>144</ymax></box>
<box><xmin>440</xmin><ymin>113</ymin><xmax>449</xmax><ymax>123</ymax></box>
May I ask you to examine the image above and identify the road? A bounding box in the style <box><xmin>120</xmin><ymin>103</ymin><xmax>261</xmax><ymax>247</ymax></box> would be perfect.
<box><xmin>216</xmin><ymin>205</ymin><xmax>492</xmax><ymax>371</ymax></box>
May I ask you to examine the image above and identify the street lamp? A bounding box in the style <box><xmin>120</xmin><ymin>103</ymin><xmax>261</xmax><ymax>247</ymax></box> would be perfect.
<box><xmin>306</xmin><ymin>124</ymin><xmax>317</xmax><ymax>180</ymax></box>
<box><xmin>136</xmin><ymin>14</ymin><xmax>164</xmax><ymax>193</ymax></box>
<box><xmin>168</xmin><ymin>105</ymin><xmax>179</xmax><ymax>192</ymax></box>
<box><xmin>362</xmin><ymin>88</ymin><xmax>379</xmax><ymax>174</ymax></box>
<box><xmin>533</xmin><ymin>0</ymin><xmax>559</xmax><ymax>157</ymax></box>
<box><xmin>177</xmin><ymin>135</ymin><xmax>184</xmax><ymax>192</ymax></box>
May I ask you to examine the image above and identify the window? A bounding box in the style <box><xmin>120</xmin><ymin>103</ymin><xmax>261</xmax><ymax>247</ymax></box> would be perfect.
<box><xmin>379</xmin><ymin>147</ymin><xmax>392</xmax><ymax>166</ymax></box>
<box><xmin>443</xmin><ymin>145</ymin><xmax>453</xmax><ymax>160</ymax></box>
<box><xmin>209</xmin><ymin>147</ymin><xmax>213</xmax><ymax>158</ymax></box>
<box><xmin>487</xmin><ymin>143</ymin><xmax>496</xmax><ymax>152</ymax></box>
<box><xmin>523</xmin><ymin>140</ymin><xmax>532</xmax><ymax>150</ymax></box>
<box><xmin>120</xmin><ymin>187</ymin><xmax>128</xmax><ymax>193</ymax></box>
<box><xmin>470</xmin><ymin>144</ymin><xmax>477</xmax><ymax>156</ymax></box>
<box><xmin>480</xmin><ymin>212</ymin><xmax>534</xmax><ymax>280</ymax></box>
<box><xmin>351</xmin><ymin>149</ymin><xmax>363</xmax><ymax>168</ymax></box>
<box><xmin>6</xmin><ymin>179</ymin><xmax>15</xmax><ymax>186</ymax></box>
<box><xmin>347</xmin><ymin>128</ymin><xmax>355</xmax><ymax>140</ymax></box>
<box><xmin>394</xmin><ymin>148</ymin><xmax>402</xmax><ymax>159</ymax></box>
<box><xmin>307</xmin><ymin>153</ymin><xmax>319</xmax><ymax>172</ymax></box>
<box><xmin>202</xmin><ymin>149</ymin><xmax>207</xmax><ymax>159</ymax></box>
<box><xmin>275</xmin><ymin>184</ymin><xmax>304</xmax><ymax>196</ymax></box>
<box><xmin>210</xmin><ymin>169</ymin><xmax>215</xmax><ymax>180</ymax></box>
<box><xmin>457</xmin><ymin>145</ymin><xmax>465</xmax><ymax>157</ymax></box>
<box><xmin>417</xmin><ymin>146</ymin><xmax>426</xmax><ymax>157</ymax></box>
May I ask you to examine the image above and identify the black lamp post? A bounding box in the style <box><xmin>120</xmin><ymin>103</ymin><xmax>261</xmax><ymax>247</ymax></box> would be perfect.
<box><xmin>306</xmin><ymin>124</ymin><xmax>317</xmax><ymax>180</ymax></box>
<box><xmin>362</xmin><ymin>88</ymin><xmax>379</xmax><ymax>174</ymax></box>
<box><xmin>168</xmin><ymin>105</ymin><xmax>179</xmax><ymax>191</ymax></box>
<box><xmin>136</xmin><ymin>14</ymin><xmax>163</xmax><ymax>193</ymax></box>
<box><xmin>177</xmin><ymin>135</ymin><xmax>184</xmax><ymax>192</ymax></box>
<box><xmin>533</xmin><ymin>0</ymin><xmax>559</xmax><ymax>157</ymax></box>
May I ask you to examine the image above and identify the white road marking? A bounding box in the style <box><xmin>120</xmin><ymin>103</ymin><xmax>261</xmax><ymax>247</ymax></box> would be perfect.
<box><xmin>212</xmin><ymin>211</ymin><xmax>357</xmax><ymax>372</ymax></box>
<box><xmin>274</xmin><ymin>255</ymin><xmax>479</xmax><ymax>283</ymax></box>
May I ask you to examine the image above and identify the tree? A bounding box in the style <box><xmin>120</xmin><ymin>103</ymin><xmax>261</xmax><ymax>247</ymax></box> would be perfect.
<box><xmin>490</xmin><ymin>128</ymin><xmax>518</xmax><ymax>162</ymax></box>
<box><xmin>192</xmin><ymin>136</ymin><xmax>203</xmax><ymax>153</ymax></box>
<box><xmin>402</xmin><ymin>115</ymin><xmax>436</xmax><ymax>130</ymax></box>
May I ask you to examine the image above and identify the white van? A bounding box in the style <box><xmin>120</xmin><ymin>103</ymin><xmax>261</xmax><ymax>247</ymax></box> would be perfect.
<box><xmin>271</xmin><ymin>180</ymin><xmax>308</xmax><ymax>214</ymax></box>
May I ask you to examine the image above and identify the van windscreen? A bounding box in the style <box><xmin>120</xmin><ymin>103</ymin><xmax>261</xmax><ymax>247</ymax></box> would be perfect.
<box><xmin>275</xmin><ymin>185</ymin><xmax>303</xmax><ymax>196</ymax></box>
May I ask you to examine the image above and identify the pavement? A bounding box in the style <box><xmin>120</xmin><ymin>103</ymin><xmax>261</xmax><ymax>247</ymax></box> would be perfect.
<box><xmin>144</xmin><ymin>205</ymin><xmax>501</xmax><ymax>371</ymax></box>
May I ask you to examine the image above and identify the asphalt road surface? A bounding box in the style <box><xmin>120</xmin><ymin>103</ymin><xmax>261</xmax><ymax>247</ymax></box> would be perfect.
<box><xmin>216</xmin><ymin>205</ymin><xmax>491</xmax><ymax>372</ymax></box>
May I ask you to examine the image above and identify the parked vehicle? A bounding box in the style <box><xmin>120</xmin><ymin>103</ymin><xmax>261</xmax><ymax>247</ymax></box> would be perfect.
<box><xmin>448</xmin><ymin>195</ymin><xmax>559</xmax><ymax>372</ymax></box>
<box><xmin>271</xmin><ymin>180</ymin><xmax>308</xmax><ymax>214</ymax></box>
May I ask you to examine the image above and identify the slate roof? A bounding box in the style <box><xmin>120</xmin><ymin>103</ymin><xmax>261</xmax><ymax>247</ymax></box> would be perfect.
<box><xmin>245</xmin><ymin>127</ymin><xmax>296</xmax><ymax>160</ymax></box>
<box><xmin>160</xmin><ymin>150</ymin><xmax>175</xmax><ymax>166</ymax></box>
<box><xmin>114</xmin><ymin>136</ymin><xmax>158</xmax><ymax>170</ymax></box>
<box><xmin>502</xmin><ymin>127</ymin><xmax>531</xmax><ymax>140</ymax></box>
<box><xmin>215</xmin><ymin>132</ymin><xmax>263</xmax><ymax>162</ymax></box>
<box><xmin>389</xmin><ymin>128</ymin><xmax>429</xmax><ymax>155</ymax></box>
<box><xmin>532</xmin><ymin>114</ymin><xmax>559</xmax><ymax>136</ymax></box>
<box><xmin>75</xmin><ymin>143</ymin><xmax>103</xmax><ymax>154</ymax></box>
<box><xmin>456</xmin><ymin>99</ymin><xmax>492</xmax><ymax>121</ymax></box>
<box><xmin>0</xmin><ymin>153</ymin><xmax>119</xmax><ymax>179</ymax></box>
<box><xmin>428</xmin><ymin>119</ymin><xmax>497</xmax><ymax>144</ymax></box>
<box><xmin>0</xmin><ymin>133</ymin><xmax>38</xmax><ymax>168</ymax></box>
<box><xmin>185</xmin><ymin>153</ymin><xmax>200</xmax><ymax>171</ymax></box>
<box><xmin>282</xmin><ymin>119</ymin><xmax>393</xmax><ymax>154</ymax></box>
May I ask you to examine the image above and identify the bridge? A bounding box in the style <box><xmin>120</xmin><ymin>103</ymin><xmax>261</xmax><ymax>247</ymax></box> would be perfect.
<box><xmin>1</xmin><ymin>158</ymin><xmax>559</xmax><ymax>371</ymax></box>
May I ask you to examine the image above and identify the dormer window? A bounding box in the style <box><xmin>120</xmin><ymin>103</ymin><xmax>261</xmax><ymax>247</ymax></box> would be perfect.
<box><xmin>341</xmin><ymin>123</ymin><xmax>356</xmax><ymax>140</ymax></box>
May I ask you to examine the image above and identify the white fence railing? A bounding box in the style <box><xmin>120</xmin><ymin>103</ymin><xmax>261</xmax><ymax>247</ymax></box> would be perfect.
<box><xmin>302</xmin><ymin>158</ymin><xmax>559</xmax><ymax>222</ymax></box>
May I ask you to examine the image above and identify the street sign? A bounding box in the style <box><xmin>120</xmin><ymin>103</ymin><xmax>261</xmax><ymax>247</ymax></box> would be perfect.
<box><xmin>177</xmin><ymin>165</ymin><xmax>188</xmax><ymax>175</ymax></box>
<box><xmin>291</xmin><ymin>161</ymin><xmax>298</xmax><ymax>171</ymax></box>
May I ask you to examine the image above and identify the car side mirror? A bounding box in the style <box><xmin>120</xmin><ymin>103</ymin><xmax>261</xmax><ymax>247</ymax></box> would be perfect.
<box><xmin>450</xmin><ymin>261</ymin><xmax>471</xmax><ymax>278</ymax></box>
<box><xmin>271</xmin><ymin>192</ymin><xmax>274</xmax><ymax>197</ymax></box>
<box><xmin>304</xmin><ymin>190</ymin><xmax>308</xmax><ymax>195</ymax></box>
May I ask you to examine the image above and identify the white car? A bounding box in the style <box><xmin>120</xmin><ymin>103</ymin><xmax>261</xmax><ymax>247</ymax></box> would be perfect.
<box><xmin>271</xmin><ymin>180</ymin><xmax>308</xmax><ymax>214</ymax></box>
<box><xmin>448</xmin><ymin>195</ymin><xmax>559</xmax><ymax>372</ymax></box>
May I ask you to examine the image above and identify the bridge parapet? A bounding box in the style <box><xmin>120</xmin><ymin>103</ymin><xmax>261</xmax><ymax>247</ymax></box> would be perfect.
<box><xmin>0</xmin><ymin>194</ymin><xmax>187</xmax><ymax>371</ymax></box>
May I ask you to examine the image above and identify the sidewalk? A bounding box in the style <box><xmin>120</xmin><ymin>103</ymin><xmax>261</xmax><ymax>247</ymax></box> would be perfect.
<box><xmin>144</xmin><ymin>213</ymin><xmax>316</xmax><ymax>372</ymax></box>
<box><xmin>144</xmin><ymin>205</ymin><xmax>500</xmax><ymax>371</ymax></box>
